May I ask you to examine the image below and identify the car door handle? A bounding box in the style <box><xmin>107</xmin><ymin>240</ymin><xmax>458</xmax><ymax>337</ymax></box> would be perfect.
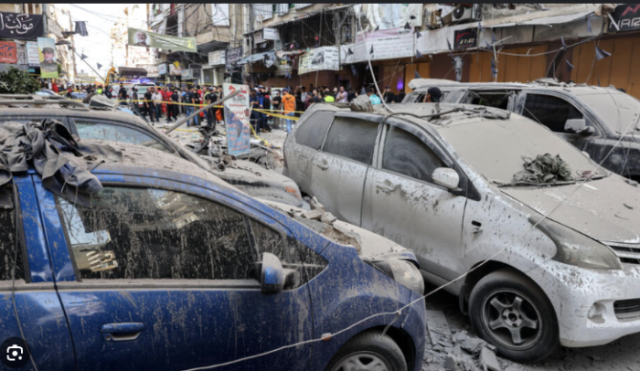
<box><xmin>102</xmin><ymin>323</ymin><xmax>145</xmax><ymax>342</ymax></box>
<box><xmin>376</xmin><ymin>180</ymin><xmax>399</xmax><ymax>193</ymax></box>
<box><xmin>314</xmin><ymin>159</ymin><xmax>329</xmax><ymax>170</ymax></box>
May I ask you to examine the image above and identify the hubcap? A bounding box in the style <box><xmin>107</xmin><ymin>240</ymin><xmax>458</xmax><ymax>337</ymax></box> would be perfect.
<box><xmin>331</xmin><ymin>352</ymin><xmax>390</xmax><ymax>371</ymax></box>
<box><xmin>481</xmin><ymin>289</ymin><xmax>542</xmax><ymax>350</ymax></box>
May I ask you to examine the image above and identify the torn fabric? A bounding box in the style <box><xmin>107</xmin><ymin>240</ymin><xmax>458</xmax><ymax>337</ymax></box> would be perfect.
<box><xmin>512</xmin><ymin>153</ymin><xmax>574</xmax><ymax>184</ymax></box>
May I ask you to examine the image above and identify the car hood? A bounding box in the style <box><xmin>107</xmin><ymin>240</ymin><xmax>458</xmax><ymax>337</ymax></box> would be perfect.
<box><xmin>500</xmin><ymin>175</ymin><xmax>640</xmax><ymax>244</ymax></box>
<box><xmin>258</xmin><ymin>199</ymin><xmax>417</xmax><ymax>263</ymax></box>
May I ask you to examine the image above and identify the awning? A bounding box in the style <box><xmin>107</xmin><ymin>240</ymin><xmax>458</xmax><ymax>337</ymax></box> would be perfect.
<box><xmin>117</xmin><ymin>67</ymin><xmax>148</xmax><ymax>77</ymax></box>
<box><xmin>243</xmin><ymin>4</ymin><xmax>353</xmax><ymax>36</ymax></box>
<box><xmin>236</xmin><ymin>52</ymin><xmax>272</xmax><ymax>66</ymax></box>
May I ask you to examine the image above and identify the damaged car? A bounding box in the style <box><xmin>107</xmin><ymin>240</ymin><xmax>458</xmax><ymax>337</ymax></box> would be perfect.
<box><xmin>0</xmin><ymin>94</ymin><xmax>305</xmax><ymax>208</ymax></box>
<box><xmin>284</xmin><ymin>102</ymin><xmax>640</xmax><ymax>362</ymax></box>
<box><xmin>0</xmin><ymin>131</ymin><xmax>426</xmax><ymax>371</ymax></box>
<box><xmin>404</xmin><ymin>78</ymin><xmax>640</xmax><ymax>181</ymax></box>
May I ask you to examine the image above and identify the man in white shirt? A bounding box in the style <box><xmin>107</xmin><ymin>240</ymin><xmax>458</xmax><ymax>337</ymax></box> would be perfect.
<box><xmin>152</xmin><ymin>88</ymin><xmax>164</xmax><ymax>120</ymax></box>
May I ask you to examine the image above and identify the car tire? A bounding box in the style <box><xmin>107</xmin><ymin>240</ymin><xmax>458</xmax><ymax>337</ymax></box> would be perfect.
<box><xmin>469</xmin><ymin>269</ymin><xmax>559</xmax><ymax>363</ymax></box>
<box><xmin>324</xmin><ymin>331</ymin><xmax>407</xmax><ymax>371</ymax></box>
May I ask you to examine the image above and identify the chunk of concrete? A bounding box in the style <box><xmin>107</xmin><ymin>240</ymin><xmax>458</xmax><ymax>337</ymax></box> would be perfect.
<box><xmin>453</xmin><ymin>330</ymin><xmax>495</xmax><ymax>354</ymax></box>
<box><xmin>425</xmin><ymin>310</ymin><xmax>452</xmax><ymax>347</ymax></box>
<box><xmin>350</xmin><ymin>94</ymin><xmax>374</xmax><ymax>112</ymax></box>
<box><xmin>320</xmin><ymin>212</ymin><xmax>337</xmax><ymax>225</ymax></box>
<box><xmin>301</xmin><ymin>209</ymin><xmax>324</xmax><ymax>221</ymax></box>
<box><xmin>480</xmin><ymin>347</ymin><xmax>502</xmax><ymax>371</ymax></box>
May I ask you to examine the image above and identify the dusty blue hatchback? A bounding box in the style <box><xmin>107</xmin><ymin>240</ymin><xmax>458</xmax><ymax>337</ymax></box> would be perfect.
<box><xmin>0</xmin><ymin>141</ymin><xmax>426</xmax><ymax>371</ymax></box>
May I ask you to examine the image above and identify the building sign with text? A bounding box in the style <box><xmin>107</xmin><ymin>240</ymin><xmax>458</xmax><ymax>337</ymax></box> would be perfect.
<box><xmin>608</xmin><ymin>4</ymin><xmax>640</xmax><ymax>32</ymax></box>
<box><xmin>0</xmin><ymin>41</ymin><xmax>17</xmax><ymax>64</ymax></box>
<box><xmin>454</xmin><ymin>29</ymin><xmax>477</xmax><ymax>49</ymax></box>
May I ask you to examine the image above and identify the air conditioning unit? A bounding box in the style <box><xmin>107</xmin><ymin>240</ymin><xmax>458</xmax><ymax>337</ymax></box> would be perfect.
<box><xmin>451</xmin><ymin>4</ymin><xmax>481</xmax><ymax>23</ymax></box>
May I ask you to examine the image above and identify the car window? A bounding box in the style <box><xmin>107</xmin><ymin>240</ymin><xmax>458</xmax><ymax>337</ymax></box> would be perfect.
<box><xmin>323</xmin><ymin>117</ymin><xmax>379</xmax><ymax>165</ymax></box>
<box><xmin>0</xmin><ymin>186</ymin><xmax>24</xmax><ymax>281</ymax></box>
<box><xmin>295</xmin><ymin>112</ymin><xmax>335</xmax><ymax>150</ymax></box>
<box><xmin>417</xmin><ymin>91</ymin><xmax>449</xmax><ymax>103</ymax></box>
<box><xmin>74</xmin><ymin>121</ymin><xmax>171</xmax><ymax>153</ymax></box>
<box><xmin>522</xmin><ymin>94</ymin><xmax>586</xmax><ymax>133</ymax></box>
<box><xmin>56</xmin><ymin>187</ymin><xmax>257</xmax><ymax>281</ymax></box>
<box><xmin>382</xmin><ymin>126</ymin><xmax>445</xmax><ymax>183</ymax></box>
<box><xmin>464</xmin><ymin>90</ymin><xmax>511</xmax><ymax>109</ymax></box>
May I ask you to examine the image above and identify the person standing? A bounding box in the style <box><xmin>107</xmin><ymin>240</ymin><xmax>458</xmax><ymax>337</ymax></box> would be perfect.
<box><xmin>204</xmin><ymin>87</ymin><xmax>216</xmax><ymax>128</ymax></box>
<box><xmin>183</xmin><ymin>87</ymin><xmax>195</xmax><ymax>126</ymax></box>
<box><xmin>162</xmin><ymin>86</ymin><xmax>173</xmax><ymax>120</ymax></box>
<box><xmin>131</xmin><ymin>87</ymin><xmax>140</xmax><ymax>114</ymax></box>
<box><xmin>337</xmin><ymin>86</ymin><xmax>348</xmax><ymax>103</ymax></box>
<box><xmin>261</xmin><ymin>87</ymin><xmax>272</xmax><ymax>133</ymax></box>
<box><xmin>281</xmin><ymin>88</ymin><xmax>296</xmax><ymax>134</ymax></box>
<box><xmin>271</xmin><ymin>90</ymin><xmax>282</xmax><ymax>129</ymax></box>
<box><xmin>249</xmin><ymin>89</ymin><xmax>260</xmax><ymax>132</ymax></box>
<box><xmin>143</xmin><ymin>87</ymin><xmax>157</xmax><ymax>123</ymax></box>
<box><xmin>323</xmin><ymin>90</ymin><xmax>335</xmax><ymax>103</ymax></box>
<box><xmin>170</xmin><ymin>88</ymin><xmax>180</xmax><ymax>122</ymax></box>
<box><xmin>117</xmin><ymin>84</ymin><xmax>127</xmax><ymax>105</ymax></box>
<box><xmin>422</xmin><ymin>87</ymin><xmax>443</xmax><ymax>103</ymax></box>
<box><xmin>383</xmin><ymin>86</ymin><xmax>396</xmax><ymax>104</ymax></box>
<box><xmin>152</xmin><ymin>87</ymin><xmax>163</xmax><ymax>121</ymax></box>
<box><xmin>347</xmin><ymin>87</ymin><xmax>357</xmax><ymax>102</ymax></box>
<box><xmin>367</xmin><ymin>88</ymin><xmax>382</xmax><ymax>105</ymax></box>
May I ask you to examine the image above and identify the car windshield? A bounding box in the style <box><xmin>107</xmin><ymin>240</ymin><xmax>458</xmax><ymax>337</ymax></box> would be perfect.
<box><xmin>437</xmin><ymin>117</ymin><xmax>608</xmax><ymax>186</ymax></box>
<box><xmin>576</xmin><ymin>91</ymin><xmax>640</xmax><ymax>134</ymax></box>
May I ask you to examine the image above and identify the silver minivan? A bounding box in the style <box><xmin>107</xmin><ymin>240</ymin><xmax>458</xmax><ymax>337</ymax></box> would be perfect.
<box><xmin>283</xmin><ymin>102</ymin><xmax>640</xmax><ymax>362</ymax></box>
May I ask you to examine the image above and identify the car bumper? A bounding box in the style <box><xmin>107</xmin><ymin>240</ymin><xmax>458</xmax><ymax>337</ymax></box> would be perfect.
<box><xmin>530</xmin><ymin>260</ymin><xmax>640</xmax><ymax>347</ymax></box>
<box><xmin>405</xmin><ymin>290</ymin><xmax>427</xmax><ymax>371</ymax></box>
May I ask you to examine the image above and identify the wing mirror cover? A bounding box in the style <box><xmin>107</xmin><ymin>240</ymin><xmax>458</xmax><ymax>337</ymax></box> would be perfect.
<box><xmin>432</xmin><ymin>168</ymin><xmax>460</xmax><ymax>190</ymax></box>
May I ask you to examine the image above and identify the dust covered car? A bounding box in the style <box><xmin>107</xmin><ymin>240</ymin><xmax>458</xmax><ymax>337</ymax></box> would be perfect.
<box><xmin>284</xmin><ymin>102</ymin><xmax>640</xmax><ymax>362</ymax></box>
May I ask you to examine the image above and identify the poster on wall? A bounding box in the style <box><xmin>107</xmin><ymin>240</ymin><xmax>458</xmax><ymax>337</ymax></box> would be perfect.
<box><xmin>353</xmin><ymin>28</ymin><xmax>414</xmax><ymax>62</ymax></box>
<box><xmin>26</xmin><ymin>41</ymin><xmax>39</xmax><ymax>66</ymax></box>
<box><xmin>128</xmin><ymin>28</ymin><xmax>197</xmax><ymax>52</ymax></box>
<box><xmin>225</xmin><ymin>46</ymin><xmax>243</xmax><ymax>72</ymax></box>
<box><xmin>37</xmin><ymin>37</ymin><xmax>58</xmax><ymax>78</ymax></box>
<box><xmin>169</xmin><ymin>63</ymin><xmax>182</xmax><ymax>75</ymax></box>
<box><xmin>454</xmin><ymin>29</ymin><xmax>477</xmax><ymax>49</ymax></box>
<box><xmin>298</xmin><ymin>46</ymin><xmax>339</xmax><ymax>75</ymax></box>
<box><xmin>0</xmin><ymin>41</ymin><xmax>17</xmax><ymax>64</ymax></box>
<box><xmin>223</xmin><ymin>83</ymin><xmax>251</xmax><ymax>156</ymax></box>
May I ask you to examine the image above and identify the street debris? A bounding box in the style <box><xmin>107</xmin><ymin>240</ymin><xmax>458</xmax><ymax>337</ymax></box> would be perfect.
<box><xmin>513</xmin><ymin>153</ymin><xmax>574</xmax><ymax>184</ymax></box>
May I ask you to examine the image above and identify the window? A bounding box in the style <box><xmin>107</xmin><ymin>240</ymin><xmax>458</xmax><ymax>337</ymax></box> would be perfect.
<box><xmin>382</xmin><ymin>126</ymin><xmax>445</xmax><ymax>183</ymax></box>
<box><xmin>211</xmin><ymin>4</ymin><xmax>230</xmax><ymax>26</ymax></box>
<box><xmin>254</xmin><ymin>4</ymin><xmax>273</xmax><ymax>21</ymax></box>
<box><xmin>275</xmin><ymin>4</ymin><xmax>289</xmax><ymax>16</ymax></box>
<box><xmin>464</xmin><ymin>91</ymin><xmax>511</xmax><ymax>109</ymax></box>
<box><xmin>323</xmin><ymin>117</ymin><xmax>379</xmax><ymax>165</ymax></box>
<box><xmin>57</xmin><ymin>187</ymin><xmax>256</xmax><ymax>280</ymax></box>
<box><xmin>74</xmin><ymin>121</ymin><xmax>171</xmax><ymax>153</ymax></box>
<box><xmin>0</xmin><ymin>186</ymin><xmax>24</xmax><ymax>281</ymax></box>
<box><xmin>295</xmin><ymin>112</ymin><xmax>334</xmax><ymax>150</ymax></box>
<box><xmin>522</xmin><ymin>94</ymin><xmax>585</xmax><ymax>133</ymax></box>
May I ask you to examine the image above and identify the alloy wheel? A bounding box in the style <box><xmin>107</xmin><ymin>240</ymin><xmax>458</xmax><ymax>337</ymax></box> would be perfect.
<box><xmin>331</xmin><ymin>351</ymin><xmax>390</xmax><ymax>371</ymax></box>
<box><xmin>481</xmin><ymin>289</ymin><xmax>542</xmax><ymax>350</ymax></box>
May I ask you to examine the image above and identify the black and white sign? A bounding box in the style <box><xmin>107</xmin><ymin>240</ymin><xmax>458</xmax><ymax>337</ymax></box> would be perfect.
<box><xmin>608</xmin><ymin>4</ymin><xmax>640</xmax><ymax>32</ymax></box>
<box><xmin>225</xmin><ymin>46</ymin><xmax>243</xmax><ymax>71</ymax></box>
<box><xmin>0</xmin><ymin>12</ymin><xmax>43</xmax><ymax>40</ymax></box>
<box><xmin>263</xmin><ymin>28</ymin><xmax>280</xmax><ymax>41</ymax></box>
<box><xmin>454</xmin><ymin>29</ymin><xmax>477</xmax><ymax>49</ymax></box>
<box><xmin>208</xmin><ymin>50</ymin><xmax>226</xmax><ymax>66</ymax></box>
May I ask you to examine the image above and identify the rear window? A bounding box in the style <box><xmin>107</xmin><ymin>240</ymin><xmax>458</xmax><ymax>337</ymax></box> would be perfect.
<box><xmin>294</xmin><ymin>112</ymin><xmax>335</xmax><ymax>150</ymax></box>
<box><xmin>323</xmin><ymin>117</ymin><xmax>379</xmax><ymax>165</ymax></box>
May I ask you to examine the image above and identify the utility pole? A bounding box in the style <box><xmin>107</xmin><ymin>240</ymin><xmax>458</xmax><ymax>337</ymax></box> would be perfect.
<box><xmin>69</xmin><ymin>12</ymin><xmax>78</xmax><ymax>82</ymax></box>
<box><xmin>42</xmin><ymin>4</ymin><xmax>49</xmax><ymax>37</ymax></box>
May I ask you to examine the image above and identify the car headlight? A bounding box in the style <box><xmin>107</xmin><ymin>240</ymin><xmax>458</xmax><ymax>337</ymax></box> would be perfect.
<box><xmin>368</xmin><ymin>258</ymin><xmax>425</xmax><ymax>295</ymax></box>
<box><xmin>530</xmin><ymin>217</ymin><xmax>622</xmax><ymax>270</ymax></box>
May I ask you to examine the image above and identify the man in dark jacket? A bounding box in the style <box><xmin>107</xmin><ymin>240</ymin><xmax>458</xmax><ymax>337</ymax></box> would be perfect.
<box><xmin>170</xmin><ymin>88</ymin><xmax>180</xmax><ymax>122</ymax></box>
<box><xmin>204</xmin><ymin>87</ymin><xmax>217</xmax><ymax>128</ymax></box>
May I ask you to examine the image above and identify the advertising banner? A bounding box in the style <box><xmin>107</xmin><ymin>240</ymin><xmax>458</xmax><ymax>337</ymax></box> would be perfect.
<box><xmin>353</xmin><ymin>28</ymin><xmax>414</xmax><ymax>62</ymax></box>
<box><xmin>263</xmin><ymin>28</ymin><xmax>280</xmax><ymax>40</ymax></box>
<box><xmin>169</xmin><ymin>63</ymin><xmax>182</xmax><ymax>76</ymax></box>
<box><xmin>158</xmin><ymin>64</ymin><xmax>167</xmax><ymax>75</ymax></box>
<box><xmin>225</xmin><ymin>46</ymin><xmax>243</xmax><ymax>71</ymax></box>
<box><xmin>128</xmin><ymin>27</ymin><xmax>197</xmax><ymax>52</ymax></box>
<box><xmin>608</xmin><ymin>4</ymin><xmax>640</xmax><ymax>32</ymax></box>
<box><xmin>454</xmin><ymin>29</ymin><xmax>477</xmax><ymax>49</ymax></box>
<box><xmin>298</xmin><ymin>46</ymin><xmax>339</xmax><ymax>75</ymax></box>
<box><xmin>37</xmin><ymin>37</ymin><xmax>58</xmax><ymax>78</ymax></box>
<box><xmin>208</xmin><ymin>50</ymin><xmax>226</xmax><ymax>66</ymax></box>
<box><xmin>223</xmin><ymin>83</ymin><xmax>251</xmax><ymax>156</ymax></box>
<box><xmin>26</xmin><ymin>41</ymin><xmax>39</xmax><ymax>66</ymax></box>
<box><xmin>0</xmin><ymin>12</ymin><xmax>43</xmax><ymax>40</ymax></box>
<box><xmin>0</xmin><ymin>41</ymin><xmax>17</xmax><ymax>64</ymax></box>
<box><xmin>182</xmin><ymin>68</ymin><xmax>193</xmax><ymax>79</ymax></box>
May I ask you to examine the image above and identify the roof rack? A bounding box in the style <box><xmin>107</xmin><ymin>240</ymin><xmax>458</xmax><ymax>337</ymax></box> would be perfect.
<box><xmin>0</xmin><ymin>94</ymin><xmax>90</xmax><ymax>111</ymax></box>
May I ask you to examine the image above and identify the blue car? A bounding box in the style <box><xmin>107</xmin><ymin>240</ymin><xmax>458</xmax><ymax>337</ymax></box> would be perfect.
<box><xmin>0</xmin><ymin>141</ymin><xmax>426</xmax><ymax>371</ymax></box>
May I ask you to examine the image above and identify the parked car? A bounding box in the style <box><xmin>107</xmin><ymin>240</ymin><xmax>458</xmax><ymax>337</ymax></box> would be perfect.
<box><xmin>0</xmin><ymin>139</ymin><xmax>426</xmax><ymax>371</ymax></box>
<box><xmin>283</xmin><ymin>102</ymin><xmax>640</xmax><ymax>362</ymax></box>
<box><xmin>404</xmin><ymin>78</ymin><xmax>640</xmax><ymax>181</ymax></box>
<box><xmin>36</xmin><ymin>88</ymin><xmax>58</xmax><ymax>96</ymax></box>
<box><xmin>0</xmin><ymin>95</ymin><xmax>305</xmax><ymax>208</ymax></box>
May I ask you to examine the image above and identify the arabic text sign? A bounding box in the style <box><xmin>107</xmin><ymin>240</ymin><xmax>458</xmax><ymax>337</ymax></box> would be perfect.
<box><xmin>298</xmin><ymin>46</ymin><xmax>339</xmax><ymax>75</ymax></box>
<box><xmin>608</xmin><ymin>4</ymin><xmax>640</xmax><ymax>32</ymax></box>
<box><xmin>223</xmin><ymin>83</ymin><xmax>251</xmax><ymax>156</ymax></box>
<box><xmin>128</xmin><ymin>28</ymin><xmax>197</xmax><ymax>53</ymax></box>
<box><xmin>0</xmin><ymin>41</ymin><xmax>17</xmax><ymax>64</ymax></box>
<box><xmin>225</xmin><ymin>46</ymin><xmax>243</xmax><ymax>71</ymax></box>
<box><xmin>37</xmin><ymin>37</ymin><xmax>58</xmax><ymax>79</ymax></box>
<box><xmin>353</xmin><ymin>28</ymin><xmax>414</xmax><ymax>62</ymax></box>
<box><xmin>454</xmin><ymin>29</ymin><xmax>477</xmax><ymax>49</ymax></box>
<box><xmin>26</xmin><ymin>41</ymin><xmax>39</xmax><ymax>66</ymax></box>
<box><xmin>0</xmin><ymin>12</ymin><xmax>43</xmax><ymax>40</ymax></box>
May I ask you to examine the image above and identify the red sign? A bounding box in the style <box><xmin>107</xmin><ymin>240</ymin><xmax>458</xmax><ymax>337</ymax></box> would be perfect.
<box><xmin>0</xmin><ymin>41</ymin><xmax>17</xmax><ymax>64</ymax></box>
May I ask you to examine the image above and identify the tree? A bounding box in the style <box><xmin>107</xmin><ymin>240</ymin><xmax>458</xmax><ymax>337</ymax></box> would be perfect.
<box><xmin>0</xmin><ymin>67</ymin><xmax>40</xmax><ymax>94</ymax></box>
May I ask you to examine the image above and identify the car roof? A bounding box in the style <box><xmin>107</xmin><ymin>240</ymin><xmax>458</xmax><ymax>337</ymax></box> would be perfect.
<box><xmin>0</xmin><ymin>106</ymin><xmax>150</xmax><ymax>125</ymax></box>
<box><xmin>410</xmin><ymin>79</ymin><xmax>621</xmax><ymax>95</ymax></box>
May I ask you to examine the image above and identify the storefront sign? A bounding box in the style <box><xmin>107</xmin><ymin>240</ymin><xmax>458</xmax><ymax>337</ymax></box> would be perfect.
<box><xmin>225</xmin><ymin>46</ymin><xmax>243</xmax><ymax>71</ymax></box>
<box><xmin>208</xmin><ymin>50</ymin><xmax>226</xmax><ymax>66</ymax></box>
<box><xmin>128</xmin><ymin>27</ymin><xmax>197</xmax><ymax>52</ymax></box>
<box><xmin>137</xmin><ymin>64</ymin><xmax>159</xmax><ymax>77</ymax></box>
<box><xmin>0</xmin><ymin>41</ymin><xmax>17</xmax><ymax>64</ymax></box>
<box><xmin>0</xmin><ymin>12</ymin><xmax>44</xmax><ymax>40</ymax></box>
<box><xmin>608</xmin><ymin>4</ymin><xmax>640</xmax><ymax>32</ymax></box>
<box><xmin>169</xmin><ymin>63</ymin><xmax>182</xmax><ymax>76</ymax></box>
<box><xmin>263</xmin><ymin>27</ymin><xmax>280</xmax><ymax>41</ymax></box>
<box><xmin>158</xmin><ymin>63</ymin><xmax>167</xmax><ymax>75</ymax></box>
<box><xmin>26</xmin><ymin>41</ymin><xmax>39</xmax><ymax>66</ymax></box>
<box><xmin>37</xmin><ymin>37</ymin><xmax>58</xmax><ymax>78</ymax></box>
<box><xmin>298</xmin><ymin>46</ymin><xmax>339</xmax><ymax>75</ymax></box>
<box><xmin>454</xmin><ymin>29</ymin><xmax>477</xmax><ymax>49</ymax></box>
<box><xmin>182</xmin><ymin>68</ymin><xmax>193</xmax><ymax>79</ymax></box>
<box><xmin>353</xmin><ymin>27</ymin><xmax>414</xmax><ymax>62</ymax></box>
<box><xmin>223</xmin><ymin>83</ymin><xmax>251</xmax><ymax>156</ymax></box>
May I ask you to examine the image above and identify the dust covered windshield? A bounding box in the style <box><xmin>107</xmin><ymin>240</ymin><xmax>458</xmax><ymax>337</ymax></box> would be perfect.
<box><xmin>437</xmin><ymin>117</ymin><xmax>607</xmax><ymax>185</ymax></box>
<box><xmin>576</xmin><ymin>91</ymin><xmax>640</xmax><ymax>134</ymax></box>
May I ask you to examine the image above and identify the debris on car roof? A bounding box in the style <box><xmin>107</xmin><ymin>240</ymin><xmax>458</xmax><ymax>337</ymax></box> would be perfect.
<box><xmin>512</xmin><ymin>153</ymin><xmax>575</xmax><ymax>185</ymax></box>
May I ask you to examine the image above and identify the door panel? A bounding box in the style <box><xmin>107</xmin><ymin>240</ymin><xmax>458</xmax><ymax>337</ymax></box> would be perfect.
<box><xmin>45</xmin><ymin>183</ymin><xmax>313</xmax><ymax>371</ymax></box>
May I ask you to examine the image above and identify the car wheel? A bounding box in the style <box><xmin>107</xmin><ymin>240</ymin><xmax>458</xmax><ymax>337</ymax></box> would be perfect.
<box><xmin>325</xmin><ymin>331</ymin><xmax>407</xmax><ymax>371</ymax></box>
<box><xmin>469</xmin><ymin>269</ymin><xmax>559</xmax><ymax>362</ymax></box>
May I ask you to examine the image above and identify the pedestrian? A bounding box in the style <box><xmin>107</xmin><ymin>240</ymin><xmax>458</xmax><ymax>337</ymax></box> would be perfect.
<box><xmin>183</xmin><ymin>87</ymin><xmax>196</xmax><ymax>126</ymax></box>
<box><xmin>152</xmin><ymin>87</ymin><xmax>163</xmax><ymax>120</ymax></box>
<box><xmin>311</xmin><ymin>89</ymin><xmax>323</xmax><ymax>104</ymax></box>
<box><xmin>323</xmin><ymin>90</ymin><xmax>335</xmax><ymax>103</ymax></box>
<box><xmin>383</xmin><ymin>86</ymin><xmax>396</xmax><ymax>104</ymax></box>
<box><xmin>170</xmin><ymin>88</ymin><xmax>180</xmax><ymax>121</ymax></box>
<box><xmin>281</xmin><ymin>88</ymin><xmax>296</xmax><ymax>134</ymax></box>
<box><xmin>337</xmin><ymin>86</ymin><xmax>348</xmax><ymax>103</ymax></box>
<box><xmin>367</xmin><ymin>88</ymin><xmax>382</xmax><ymax>105</ymax></box>
<box><xmin>143</xmin><ymin>87</ymin><xmax>157</xmax><ymax>123</ymax></box>
<box><xmin>295</xmin><ymin>88</ymin><xmax>304</xmax><ymax>114</ymax></box>
<box><xmin>271</xmin><ymin>90</ymin><xmax>282</xmax><ymax>129</ymax></box>
<box><xmin>131</xmin><ymin>87</ymin><xmax>140</xmax><ymax>113</ymax></box>
<box><xmin>204</xmin><ymin>87</ymin><xmax>216</xmax><ymax>128</ymax></box>
<box><xmin>395</xmin><ymin>90</ymin><xmax>406</xmax><ymax>103</ymax></box>
<box><xmin>261</xmin><ymin>87</ymin><xmax>272</xmax><ymax>132</ymax></box>
<box><xmin>332</xmin><ymin>87</ymin><xmax>338</xmax><ymax>98</ymax></box>
<box><xmin>162</xmin><ymin>86</ymin><xmax>173</xmax><ymax>120</ymax></box>
<box><xmin>422</xmin><ymin>87</ymin><xmax>443</xmax><ymax>103</ymax></box>
<box><xmin>249</xmin><ymin>89</ymin><xmax>260</xmax><ymax>132</ymax></box>
<box><xmin>300</xmin><ymin>86</ymin><xmax>307</xmax><ymax>104</ymax></box>
<box><xmin>347</xmin><ymin>87</ymin><xmax>357</xmax><ymax>102</ymax></box>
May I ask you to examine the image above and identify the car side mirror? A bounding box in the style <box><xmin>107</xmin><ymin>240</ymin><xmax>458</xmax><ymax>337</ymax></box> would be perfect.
<box><xmin>259</xmin><ymin>253</ymin><xmax>299</xmax><ymax>295</ymax></box>
<box><xmin>432</xmin><ymin>168</ymin><xmax>460</xmax><ymax>190</ymax></box>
